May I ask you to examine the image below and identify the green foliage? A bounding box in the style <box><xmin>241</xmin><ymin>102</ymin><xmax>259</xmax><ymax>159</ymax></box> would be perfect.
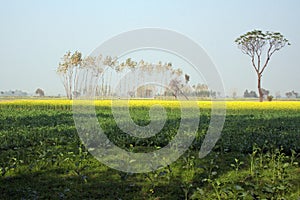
<box><xmin>267</xmin><ymin>95</ymin><xmax>274</xmax><ymax>101</ymax></box>
<box><xmin>0</xmin><ymin>103</ymin><xmax>299</xmax><ymax>199</ymax></box>
<box><xmin>235</xmin><ymin>30</ymin><xmax>290</xmax><ymax>49</ymax></box>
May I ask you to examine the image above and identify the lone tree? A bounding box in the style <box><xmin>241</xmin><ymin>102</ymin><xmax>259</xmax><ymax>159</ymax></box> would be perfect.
<box><xmin>235</xmin><ymin>30</ymin><xmax>290</xmax><ymax>102</ymax></box>
<box><xmin>35</xmin><ymin>88</ymin><xmax>45</xmax><ymax>97</ymax></box>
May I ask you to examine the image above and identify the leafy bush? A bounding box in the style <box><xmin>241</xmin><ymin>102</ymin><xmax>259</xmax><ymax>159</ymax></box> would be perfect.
<box><xmin>267</xmin><ymin>95</ymin><xmax>273</xmax><ymax>101</ymax></box>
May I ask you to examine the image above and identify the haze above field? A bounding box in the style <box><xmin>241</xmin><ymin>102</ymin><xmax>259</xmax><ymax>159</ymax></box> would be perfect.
<box><xmin>0</xmin><ymin>0</ymin><xmax>299</xmax><ymax>96</ymax></box>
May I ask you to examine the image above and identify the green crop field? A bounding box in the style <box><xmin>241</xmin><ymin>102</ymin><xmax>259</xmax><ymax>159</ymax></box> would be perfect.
<box><xmin>0</xmin><ymin>100</ymin><xmax>299</xmax><ymax>199</ymax></box>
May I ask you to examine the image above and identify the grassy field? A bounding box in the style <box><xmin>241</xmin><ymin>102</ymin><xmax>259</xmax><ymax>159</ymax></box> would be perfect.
<box><xmin>0</xmin><ymin>100</ymin><xmax>299</xmax><ymax>199</ymax></box>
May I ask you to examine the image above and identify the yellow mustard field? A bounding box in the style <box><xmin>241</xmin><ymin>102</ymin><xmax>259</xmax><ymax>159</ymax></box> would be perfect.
<box><xmin>0</xmin><ymin>99</ymin><xmax>299</xmax><ymax>110</ymax></box>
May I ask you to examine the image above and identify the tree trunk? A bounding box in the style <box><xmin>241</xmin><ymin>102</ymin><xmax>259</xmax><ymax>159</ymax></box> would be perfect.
<box><xmin>257</xmin><ymin>75</ymin><xmax>263</xmax><ymax>102</ymax></box>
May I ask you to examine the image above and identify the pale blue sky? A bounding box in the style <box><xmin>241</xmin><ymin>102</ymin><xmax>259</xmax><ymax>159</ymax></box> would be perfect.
<box><xmin>0</xmin><ymin>0</ymin><xmax>299</xmax><ymax>96</ymax></box>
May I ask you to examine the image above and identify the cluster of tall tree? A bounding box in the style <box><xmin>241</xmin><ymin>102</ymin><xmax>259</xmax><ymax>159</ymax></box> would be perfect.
<box><xmin>243</xmin><ymin>88</ymin><xmax>269</xmax><ymax>98</ymax></box>
<box><xmin>164</xmin><ymin>83</ymin><xmax>218</xmax><ymax>99</ymax></box>
<box><xmin>192</xmin><ymin>84</ymin><xmax>210</xmax><ymax>97</ymax></box>
<box><xmin>57</xmin><ymin>51</ymin><xmax>118</xmax><ymax>99</ymax></box>
<box><xmin>243</xmin><ymin>89</ymin><xmax>258</xmax><ymax>98</ymax></box>
<box><xmin>286</xmin><ymin>90</ymin><xmax>299</xmax><ymax>98</ymax></box>
<box><xmin>57</xmin><ymin>51</ymin><xmax>190</xmax><ymax>99</ymax></box>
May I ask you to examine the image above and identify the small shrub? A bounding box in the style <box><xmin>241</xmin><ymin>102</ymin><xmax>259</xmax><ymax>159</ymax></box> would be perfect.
<box><xmin>267</xmin><ymin>95</ymin><xmax>273</xmax><ymax>101</ymax></box>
